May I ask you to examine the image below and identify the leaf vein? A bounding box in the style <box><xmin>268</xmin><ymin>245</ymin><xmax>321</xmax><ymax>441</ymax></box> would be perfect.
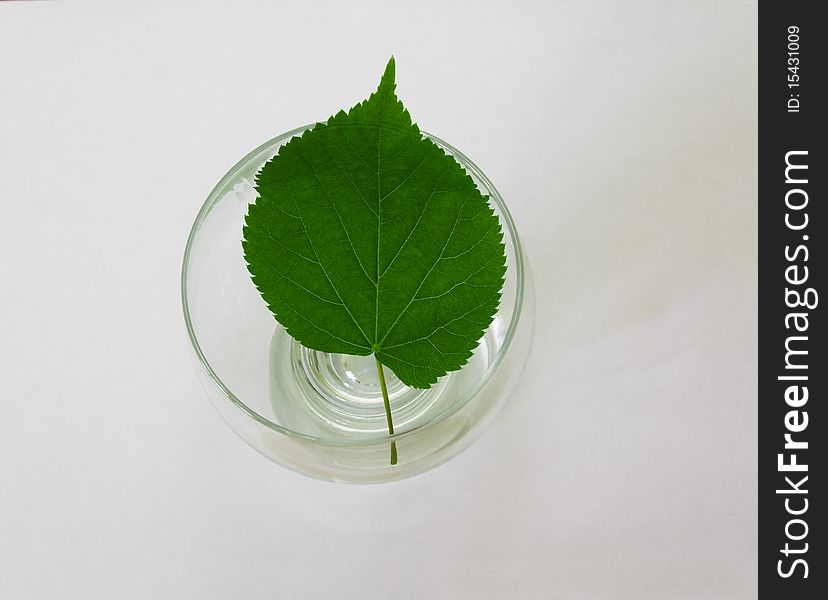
<box><xmin>378</xmin><ymin>166</ymin><xmax>453</xmax><ymax>279</ymax></box>
<box><xmin>382</xmin><ymin>296</ymin><xmax>496</xmax><ymax>350</ymax></box>
<box><xmin>378</xmin><ymin>196</ymin><xmax>469</xmax><ymax>346</ymax></box>
<box><xmin>282</xmin><ymin>182</ymin><xmax>373</xmax><ymax>346</ymax></box>
<box><xmin>296</xmin><ymin>144</ymin><xmax>377</xmax><ymax>286</ymax></box>
<box><xmin>319</xmin><ymin>130</ymin><xmax>378</xmax><ymax>217</ymax></box>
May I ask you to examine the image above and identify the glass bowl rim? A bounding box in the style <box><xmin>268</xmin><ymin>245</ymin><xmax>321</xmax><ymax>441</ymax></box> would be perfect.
<box><xmin>181</xmin><ymin>125</ymin><xmax>526</xmax><ymax>446</ymax></box>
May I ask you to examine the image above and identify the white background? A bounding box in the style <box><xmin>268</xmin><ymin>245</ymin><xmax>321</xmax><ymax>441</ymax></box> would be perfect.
<box><xmin>0</xmin><ymin>1</ymin><xmax>757</xmax><ymax>598</ymax></box>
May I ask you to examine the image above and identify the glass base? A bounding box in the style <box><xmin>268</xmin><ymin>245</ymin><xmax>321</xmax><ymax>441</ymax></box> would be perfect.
<box><xmin>268</xmin><ymin>326</ymin><xmax>490</xmax><ymax>439</ymax></box>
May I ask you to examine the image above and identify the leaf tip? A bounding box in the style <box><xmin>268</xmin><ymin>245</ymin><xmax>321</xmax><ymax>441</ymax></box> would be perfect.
<box><xmin>379</xmin><ymin>56</ymin><xmax>396</xmax><ymax>94</ymax></box>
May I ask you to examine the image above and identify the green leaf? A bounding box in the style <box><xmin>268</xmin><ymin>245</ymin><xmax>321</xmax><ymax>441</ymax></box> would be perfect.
<box><xmin>242</xmin><ymin>57</ymin><xmax>506</xmax><ymax>390</ymax></box>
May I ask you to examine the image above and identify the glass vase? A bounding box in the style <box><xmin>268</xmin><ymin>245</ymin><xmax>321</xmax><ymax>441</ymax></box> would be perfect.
<box><xmin>182</xmin><ymin>126</ymin><xmax>534</xmax><ymax>483</ymax></box>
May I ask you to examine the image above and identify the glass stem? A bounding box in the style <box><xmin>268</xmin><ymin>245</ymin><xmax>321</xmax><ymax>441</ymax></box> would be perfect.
<box><xmin>375</xmin><ymin>356</ymin><xmax>398</xmax><ymax>465</ymax></box>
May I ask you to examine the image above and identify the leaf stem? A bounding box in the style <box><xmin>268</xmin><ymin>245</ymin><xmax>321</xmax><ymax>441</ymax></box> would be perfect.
<box><xmin>375</xmin><ymin>356</ymin><xmax>398</xmax><ymax>465</ymax></box>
